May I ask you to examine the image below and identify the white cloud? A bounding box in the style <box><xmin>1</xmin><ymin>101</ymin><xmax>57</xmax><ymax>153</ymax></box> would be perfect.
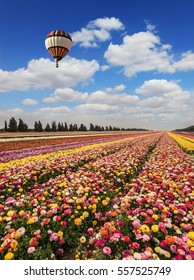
<box><xmin>71</xmin><ymin>17</ymin><xmax>124</xmax><ymax>48</ymax></box>
<box><xmin>173</xmin><ymin>51</ymin><xmax>194</xmax><ymax>71</ymax></box>
<box><xmin>76</xmin><ymin>103</ymin><xmax>118</xmax><ymax>114</ymax></box>
<box><xmin>135</xmin><ymin>79</ymin><xmax>182</xmax><ymax>96</ymax></box>
<box><xmin>88</xmin><ymin>17</ymin><xmax>124</xmax><ymax>30</ymax></box>
<box><xmin>37</xmin><ymin>106</ymin><xmax>71</xmax><ymax>114</ymax></box>
<box><xmin>22</xmin><ymin>98</ymin><xmax>38</xmax><ymax>105</ymax></box>
<box><xmin>114</xmin><ymin>84</ymin><xmax>126</xmax><ymax>92</ymax></box>
<box><xmin>144</xmin><ymin>19</ymin><xmax>156</xmax><ymax>32</ymax></box>
<box><xmin>100</xmin><ymin>65</ymin><xmax>110</xmax><ymax>71</ymax></box>
<box><xmin>43</xmin><ymin>88</ymin><xmax>89</xmax><ymax>104</ymax></box>
<box><xmin>104</xmin><ymin>29</ymin><xmax>194</xmax><ymax>77</ymax></box>
<box><xmin>135</xmin><ymin>79</ymin><xmax>190</xmax><ymax>103</ymax></box>
<box><xmin>0</xmin><ymin>57</ymin><xmax>99</xmax><ymax>92</ymax></box>
<box><xmin>105</xmin><ymin>84</ymin><xmax>126</xmax><ymax>93</ymax></box>
<box><xmin>89</xmin><ymin>90</ymin><xmax>139</xmax><ymax>105</ymax></box>
<box><xmin>104</xmin><ymin>31</ymin><xmax>174</xmax><ymax>77</ymax></box>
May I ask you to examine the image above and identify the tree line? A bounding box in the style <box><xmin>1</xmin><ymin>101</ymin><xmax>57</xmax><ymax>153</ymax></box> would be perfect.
<box><xmin>3</xmin><ymin>117</ymin><xmax>148</xmax><ymax>132</ymax></box>
<box><xmin>175</xmin><ymin>125</ymin><xmax>194</xmax><ymax>132</ymax></box>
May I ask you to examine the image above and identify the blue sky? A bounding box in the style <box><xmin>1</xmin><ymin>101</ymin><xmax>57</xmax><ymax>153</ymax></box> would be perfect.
<box><xmin>1</xmin><ymin>0</ymin><xmax>194</xmax><ymax>130</ymax></box>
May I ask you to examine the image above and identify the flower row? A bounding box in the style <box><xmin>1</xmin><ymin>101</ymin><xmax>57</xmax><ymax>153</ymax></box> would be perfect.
<box><xmin>0</xmin><ymin>134</ymin><xmax>138</xmax><ymax>163</ymax></box>
<box><xmin>169</xmin><ymin>133</ymin><xmax>194</xmax><ymax>154</ymax></box>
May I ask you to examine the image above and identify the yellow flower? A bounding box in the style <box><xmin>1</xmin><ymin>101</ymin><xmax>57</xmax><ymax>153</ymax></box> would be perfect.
<box><xmin>162</xmin><ymin>207</ymin><xmax>168</xmax><ymax>213</ymax></box>
<box><xmin>27</xmin><ymin>217</ymin><xmax>36</xmax><ymax>224</ymax></box>
<box><xmin>80</xmin><ymin>236</ymin><xmax>86</xmax><ymax>244</ymax></box>
<box><xmin>82</xmin><ymin>211</ymin><xmax>89</xmax><ymax>218</ymax></box>
<box><xmin>4</xmin><ymin>252</ymin><xmax>14</xmax><ymax>260</ymax></box>
<box><xmin>74</xmin><ymin>218</ymin><xmax>82</xmax><ymax>226</ymax></box>
<box><xmin>76</xmin><ymin>205</ymin><xmax>81</xmax><ymax>210</ymax></box>
<box><xmin>140</xmin><ymin>224</ymin><xmax>150</xmax><ymax>233</ymax></box>
<box><xmin>152</xmin><ymin>214</ymin><xmax>158</xmax><ymax>220</ymax></box>
<box><xmin>11</xmin><ymin>240</ymin><xmax>18</xmax><ymax>250</ymax></box>
<box><xmin>7</xmin><ymin>211</ymin><xmax>14</xmax><ymax>217</ymax></box>
<box><xmin>19</xmin><ymin>210</ymin><xmax>24</xmax><ymax>216</ymax></box>
<box><xmin>152</xmin><ymin>253</ymin><xmax>159</xmax><ymax>260</ymax></box>
<box><xmin>154</xmin><ymin>247</ymin><xmax>161</xmax><ymax>253</ymax></box>
<box><xmin>102</xmin><ymin>200</ymin><xmax>108</xmax><ymax>206</ymax></box>
<box><xmin>92</xmin><ymin>220</ymin><xmax>97</xmax><ymax>226</ymax></box>
<box><xmin>58</xmin><ymin>231</ymin><xmax>63</xmax><ymax>239</ymax></box>
<box><xmin>188</xmin><ymin>231</ymin><xmax>194</xmax><ymax>241</ymax></box>
<box><xmin>151</xmin><ymin>225</ymin><xmax>159</xmax><ymax>233</ymax></box>
<box><xmin>187</xmin><ymin>240</ymin><xmax>194</xmax><ymax>247</ymax></box>
<box><xmin>164</xmin><ymin>251</ymin><xmax>171</xmax><ymax>258</ymax></box>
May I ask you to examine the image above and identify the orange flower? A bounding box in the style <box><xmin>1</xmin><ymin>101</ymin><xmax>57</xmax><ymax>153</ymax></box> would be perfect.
<box><xmin>29</xmin><ymin>237</ymin><xmax>39</xmax><ymax>247</ymax></box>
<box><xmin>100</xmin><ymin>228</ymin><xmax>108</xmax><ymax>236</ymax></box>
<box><xmin>111</xmin><ymin>211</ymin><xmax>118</xmax><ymax>217</ymax></box>
<box><xmin>165</xmin><ymin>235</ymin><xmax>176</xmax><ymax>245</ymax></box>
<box><xmin>109</xmin><ymin>226</ymin><xmax>116</xmax><ymax>233</ymax></box>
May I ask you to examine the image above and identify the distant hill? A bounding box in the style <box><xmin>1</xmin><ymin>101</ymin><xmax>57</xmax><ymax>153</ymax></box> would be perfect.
<box><xmin>174</xmin><ymin>125</ymin><xmax>194</xmax><ymax>132</ymax></box>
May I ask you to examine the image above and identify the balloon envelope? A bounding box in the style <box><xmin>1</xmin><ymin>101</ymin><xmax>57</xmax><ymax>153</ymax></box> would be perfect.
<box><xmin>45</xmin><ymin>30</ymin><xmax>72</xmax><ymax>67</ymax></box>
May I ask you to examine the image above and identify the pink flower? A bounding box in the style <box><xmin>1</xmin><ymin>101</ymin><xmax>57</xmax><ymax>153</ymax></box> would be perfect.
<box><xmin>132</xmin><ymin>219</ymin><xmax>140</xmax><ymax>229</ymax></box>
<box><xmin>123</xmin><ymin>255</ymin><xmax>135</xmax><ymax>260</ymax></box>
<box><xmin>87</xmin><ymin>228</ymin><xmax>94</xmax><ymax>236</ymax></box>
<box><xmin>97</xmin><ymin>239</ymin><xmax>106</xmax><ymax>248</ymax></box>
<box><xmin>103</xmin><ymin>246</ymin><xmax>112</xmax><ymax>256</ymax></box>
<box><xmin>109</xmin><ymin>233</ymin><xmax>122</xmax><ymax>243</ymax></box>
<box><xmin>122</xmin><ymin>250</ymin><xmax>130</xmax><ymax>258</ymax></box>
<box><xmin>27</xmin><ymin>247</ymin><xmax>35</xmax><ymax>254</ymax></box>
<box><xmin>174</xmin><ymin>255</ymin><xmax>184</xmax><ymax>260</ymax></box>
<box><xmin>146</xmin><ymin>209</ymin><xmax>153</xmax><ymax>215</ymax></box>
<box><xmin>121</xmin><ymin>236</ymin><xmax>130</xmax><ymax>243</ymax></box>
<box><xmin>50</xmin><ymin>232</ymin><xmax>59</xmax><ymax>241</ymax></box>
<box><xmin>116</xmin><ymin>220</ymin><xmax>124</xmax><ymax>227</ymax></box>
<box><xmin>189</xmin><ymin>250</ymin><xmax>194</xmax><ymax>259</ymax></box>
<box><xmin>160</xmin><ymin>240</ymin><xmax>168</xmax><ymax>248</ymax></box>
<box><xmin>131</xmin><ymin>242</ymin><xmax>140</xmax><ymax>250</ymax></box>
<box><xmin>142</xmin><ymin>234</ymin><xmax>150</xmax><ymax>242</ymax></box>
<box><xmin>34</xmin><ymin>229</ymin><xmax>41</xmax><ymax>235</ymax></box>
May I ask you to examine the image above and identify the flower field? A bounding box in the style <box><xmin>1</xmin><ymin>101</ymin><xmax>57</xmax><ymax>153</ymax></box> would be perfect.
<box><xmin>0</xmin><ymin>132</ymin><xmax>194</xmax><ymax>260</ymax></box>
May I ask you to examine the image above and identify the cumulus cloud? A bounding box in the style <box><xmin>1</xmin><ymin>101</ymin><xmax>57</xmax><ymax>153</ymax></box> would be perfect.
<box><xmin>89</xmin><ymin>90</ymin><xmax>139</xmax><ymax>106</ymax></box>
<box><xmin>135</xmin><ymin>79</ymin><xmax>190</xmax><ymax>101</ymax></box>
<box><xmin>173</xmin><ymin>51</ymin><xmax>194</xmax><ymax>71</ymax></box>
<box><xmin>105</xmin><ymin>84</ymin><xmax>126</xmax><ymax>93</ymax></box>
<box><xmin>37</xmin><ymin>106</ymin><xmax>71</xmax><ymax>114</ymax></box>
<box><xmin>0</xmin><ymin>57</ymin><xmax>99</xmax><ymax>92</ymax></box>
<box><xmin>43</xmin><ymin>88</ymin><xmax>89</xmax><ymax>104</ymax></box>
<box><xmin>135</xmin><ymin>79</ymin><xmax>182</xmax><ymax>96</ymax></box>
<box><xmin>71</xmin><ymin>17</ymin><xmax>124</xmax><ymax>47</ymax></box>
<box><xmin>104</xmin><ymin>29</ymin><xmax>194</xmax><ymax>77</ymax></box>
<box><xmin>22</xmin><ymin>98</ymin><xmax>38</xmax><ymax>105</ymax></box>
<box><xmin>76</xmin><ymin>103</ymin><xmax>118</xmax><ymax>114</ymax></box>
<box><xmin>104</xmin><ymin>31</ymin><xmax>174</xmax><ymax>77</ymax></box>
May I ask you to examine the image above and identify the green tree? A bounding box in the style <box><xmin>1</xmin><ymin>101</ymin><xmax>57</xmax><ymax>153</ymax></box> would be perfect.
<box><xmin>18</xmin><ymin>118</ymin><xmax>28</xmax><ymax>132</ymax></box>
<box><xmin>8</xmin><ymin>117</ymin><xmax>18</xmax><ymax>132</ymax></box>
<box><xmin>4</xmin><ymin>121</ymin><xmax>8</xmax><ymax>131</ymax></box>
<box><xmin>51</xmin><ymin>121</ymin><xmax>57</xmax><ymax>132</ymax></box>
<box><xmin>34</xmin><ymin>121</ymin><xmax>43</xmax><ymax>132</ymax></box>
<box><xmin>64</xmin><ymin>122</ymin><xmax>68</xmax><ymax>131</ymax></box>
<box><xmin>45</xmin><ymin>123</ymin><xmax>51</xmax><ymax>132</ymax></box>
<box><xmin>90</xmin><ymin>123</ymin><xmax>94</xmax><ymax>131</ymax></box>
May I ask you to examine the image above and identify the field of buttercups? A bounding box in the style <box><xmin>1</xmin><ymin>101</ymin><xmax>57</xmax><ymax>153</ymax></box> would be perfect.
<box><xmin>0</xmin><ymin>132</ymin><xmax>194</xmax><ymax>260</ymax></box>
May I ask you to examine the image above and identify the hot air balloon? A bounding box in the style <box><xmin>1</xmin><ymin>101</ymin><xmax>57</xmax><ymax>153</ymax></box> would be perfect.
<box><xmin>45</xmin><ymin>30</ymin><xmax>72</xmax><ymax>68</ymax></box>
